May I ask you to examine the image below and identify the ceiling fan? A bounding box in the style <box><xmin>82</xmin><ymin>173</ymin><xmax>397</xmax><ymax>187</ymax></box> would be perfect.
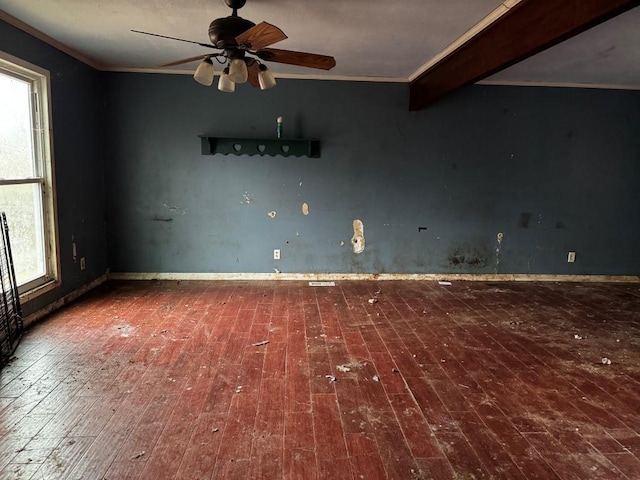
<box><xmin>132</xmin><ymin>0</ymin><xmax>336</xmax><ymax>92</ymax></box>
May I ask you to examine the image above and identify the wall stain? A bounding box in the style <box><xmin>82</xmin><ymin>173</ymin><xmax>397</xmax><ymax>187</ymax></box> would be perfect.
<box><xmin>149</xmin><ymin>216</ymin><xmax>173</xmax><ymax>222</ymax></box>
<box><xmin>555</xmin><ymin>222</ymin><xmax>565</xmax><ymax>229</ymax></box>
<box><xmin>519</xmin><ymin>212</ymin><xmax>532</xmax><ymax>228</ymax></box>
<box><xmin>448</xmin><ymin>242</ymin><xmax>491</xmax><ymax>269</ymax></box>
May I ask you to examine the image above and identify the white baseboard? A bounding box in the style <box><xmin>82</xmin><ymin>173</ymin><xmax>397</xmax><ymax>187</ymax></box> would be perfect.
<box><xmin>23</xmin><ymin>273</ymin><xmax>109</xmax><ymax>327</ymax></box>
<box><xmin>108</xmin><ymin>272</ymin><xmax>640</xmax><ymax>283</ymax></box>
<box><xmin>21</xmin><ymin>271</ymin><xmax>637</xmax><ymax>327</ymax></box>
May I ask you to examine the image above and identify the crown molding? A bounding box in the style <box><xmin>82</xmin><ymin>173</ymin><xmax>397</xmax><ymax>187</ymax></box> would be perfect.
<box><xmin>477</xmin><ymin>79</ymin><xmax>640</xmax><ymax>91</ymax></box>
<box><xmin>0</xmin><ymin>10</ymin><xmax>104</xmax><ymax>70</ymax></box>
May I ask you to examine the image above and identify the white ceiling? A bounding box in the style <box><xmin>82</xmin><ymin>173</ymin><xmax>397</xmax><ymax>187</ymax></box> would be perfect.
<box><xmin>1</xmin><ymin>0</ymin><xmax>639</xmax><ymax>88</ymax></box>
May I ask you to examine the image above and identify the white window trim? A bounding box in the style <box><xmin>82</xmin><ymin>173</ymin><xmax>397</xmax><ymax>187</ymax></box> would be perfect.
<box><xmin>0</xmin><ymin>50</ymin><xmax>60</xmax><ymax>301</ymax></box>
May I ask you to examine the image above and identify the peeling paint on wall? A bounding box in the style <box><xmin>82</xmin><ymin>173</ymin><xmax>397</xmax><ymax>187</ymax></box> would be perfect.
<box><xmin>241</xmin><ymin>192</ymin><xmax>255</xmax><ymax>204</ymax></box>
<box><xmin>267</xmin><ymin>211</ymin><xmax>277</xmax><ymax>219</ymax></box>
<box><xmin>163</xmin><ymin>203</ymin><xmax>187</xmax><ymax>215</ymax></box>
<box><xmin>351</xmin><ymin>220</ymin><xmax>365</xmax><ymax>254</ymax></box>
<box><xmin>495</xmin><ymin>232</ymin><xmax>504</xmax><ymax>273</ymax></box>
<box><xmin>302</xmin><ymin>203</ymin><xmax>309</xmax><ymax>216</ymax></box>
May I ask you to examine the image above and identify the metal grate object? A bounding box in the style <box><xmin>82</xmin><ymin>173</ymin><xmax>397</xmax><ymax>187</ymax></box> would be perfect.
<box><xmin>1</xmin><ymin>212</ymin><xmax>23</xmax><ymax>368</ymax></box>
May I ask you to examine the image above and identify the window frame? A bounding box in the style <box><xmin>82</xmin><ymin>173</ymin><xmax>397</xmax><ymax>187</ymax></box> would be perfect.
<box><xmin>0</xmin><ymin>50</ymin><xmax>60</xmax><ymax>300</ymax></box>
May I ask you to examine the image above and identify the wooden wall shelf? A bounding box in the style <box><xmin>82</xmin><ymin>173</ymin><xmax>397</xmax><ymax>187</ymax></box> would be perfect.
<box><xmin>200</xmin><ymin>137</ymin><xmax>320</xmax><ymax>158</ymax></box>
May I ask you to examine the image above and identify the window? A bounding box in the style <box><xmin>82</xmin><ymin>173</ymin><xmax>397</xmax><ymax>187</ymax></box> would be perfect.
<box><xmin>0</xmin><ymin>51</ymin><xmax>58</xmax><ymax>296</ymax></box>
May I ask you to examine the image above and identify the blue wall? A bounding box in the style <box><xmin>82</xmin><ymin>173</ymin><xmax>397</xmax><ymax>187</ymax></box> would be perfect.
<box><xmin>104</xmin><ymin>74</ymin><xmax>640</xmax><ymax>275</ymax></box>
<box><xmin>3</xmin><ymin>16</ymin><xmax>639</xmax><ymax>288</ymax></box>
<box><xmin>1</xmin><ymin>20</ymin><xmax>108</xmax><ymax>316</ymax></box>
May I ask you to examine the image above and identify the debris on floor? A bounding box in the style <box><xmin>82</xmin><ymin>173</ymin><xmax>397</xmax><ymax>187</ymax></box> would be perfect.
<box><xmin>438</xmin><ymin>281</ymin><xmax>452</xmax><ymax>286</ymax></box>
<box><xmin>325</xmin><ymin>375</ymin><xmax>336</xmax><ymax>383</ymax></box>
<box><xmin>212</xmin><ymin>427</ymin><xmax>220</xmax><ymax>433</ymax></box>
<box><xmin>342</xmin><ymin>361</ymin><xmax>367</xmax><ymax>370</ymax></box>
<box><xmin>336</xmin><ymin>365</ymin><xmax>351</xmax><ymax>373</ymax></box>
<box><xmin>392</xmin><ymin>368</ymin><xmax>399</xmax><ymax>374</ymax></box>
<box><xmin>601</xmin><ymin>357</ymin><xmax>612</xmax><ymax>365</ymax></box>
<box><xmin>368</xmin><ymin>298</ymin><xmax>378</xmax><ymax>304</ymax></box>
<box><xmin>252</xmin><ymin>340</ymin><xmax>269</xmax><ymax>347</ymax></box>
<box><xmin>372</xmin><ymin>375</ymin><xmax>380</xmax><ymax>382</ymax></box>
<box><xmin>574</xmin><ymin>334</ymin><xmax>583</xmax><ymax>340</ymax></box>
<box><xmin>130</xmin><ymin>451</ymin><xmax>145</xmax><ymax>460</ymax></box>
<box><xmin>309</xmin><ymin>281</ymin><xmax>336</xmax><ymax>287</ymax></box>
<box><xmin>235</xmin><ymin>385</ymin><xmax>243</xmax><ymax>393</ymax></box>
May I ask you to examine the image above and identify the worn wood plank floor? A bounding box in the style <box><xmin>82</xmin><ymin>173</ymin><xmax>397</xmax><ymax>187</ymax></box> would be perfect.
<box><xmin>1</xmin><ymin>280</ymin><xmax>639</xmax><ymax>479</ymax></box>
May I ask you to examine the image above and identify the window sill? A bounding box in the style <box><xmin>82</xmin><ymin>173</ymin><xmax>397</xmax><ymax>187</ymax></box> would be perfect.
<box><xmin>19</xmin><ymin>278</ymin><xmax>60</xmax><ymax>305</ymax></box>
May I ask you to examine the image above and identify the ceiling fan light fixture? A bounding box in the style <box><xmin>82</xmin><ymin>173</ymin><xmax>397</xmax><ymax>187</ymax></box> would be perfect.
<box><xmin>258</xmin><ymin>64</ymin><xmax>276</xmax><ymax>90</ymax></box>
<box><xmin>133</xmin><ymin>0</ymin><xmax>336</xmax><ymax>92</ymax></box>
<box><xmin>218</xmin><ymin>67</ymin><xmax>235</xmax><ymax>93</ymax></box>
<box><xmin>228</xmin><ymin>58</ymin><xmax>248</xmax><ymax>83</ymax></box>
<box><xmin>193</xmin><ymin>57</ymin><xmax>215</xmax><ymax>86</ymax></box>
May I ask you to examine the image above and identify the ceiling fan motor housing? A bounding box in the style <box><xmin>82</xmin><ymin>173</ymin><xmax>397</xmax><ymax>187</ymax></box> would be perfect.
<box><xmin>225</xmin><ymin>0</ymin><xmax>246</xmax><ymax>9</ymax></box>
<box><xmin>209</xmin><ymin>16</ymin><xmax>256</xmax><ymax>48</ymax></box>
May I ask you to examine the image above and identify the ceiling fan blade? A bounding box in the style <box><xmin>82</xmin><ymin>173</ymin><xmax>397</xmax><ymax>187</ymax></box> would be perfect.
<box><xmin>235</xmin><ymin>22</ymin><xmax>287</xmax><ymax>50</ymax></box>
<box><xmin>247</xmin><ymin>61</ymin><xmax>260</xmax><ymax>88</ymax></box>
<box><xmin>132</xmin><ymin>29</ymin><xmax>218</xmax><ymax>49</ymax></box>
<box><xmin>256</xmin><ymin>48</ymin><xmax>336</xmax><ymax>70</ymax></box>
<box><xmin>161</xmin><ymin>55</ymin><xmax>209</xmax><ymax>67</ymax></box>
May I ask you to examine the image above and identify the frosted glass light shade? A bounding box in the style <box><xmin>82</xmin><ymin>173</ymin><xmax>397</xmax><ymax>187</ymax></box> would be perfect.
<box><xmin>258</xmin><ymin>65</ymin><xmax>276</xmax><ymax>90</ymax></box>
<box><xmin>218</xmin><ymin>68</ymin><xmax>235</xmax><ymax>93</ymax></box>
<box><xmin>193</xmin><ymin>58</ymin><xmax>215</xmax><ymax>86</ymax></box>
<box><xmin>228</xmin><ymin>58</ymin><xmax>248</xmax><ymax>84</ymax></box>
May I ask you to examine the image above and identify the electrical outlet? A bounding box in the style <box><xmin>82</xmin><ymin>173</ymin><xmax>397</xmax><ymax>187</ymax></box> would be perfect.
<box><xmin>80</xmin><ymin>257</ymin><xmax>86</xmax><ymax>270</ymax></box>
<box><xmin>567</xmin><ymin>251</ymin><xmax>576</xmax><ymax>263</ymax></box>
<box><xmin>273</xmin><ymin>249</ymin><xmax>281</xmax><ymax>260</ymax></box>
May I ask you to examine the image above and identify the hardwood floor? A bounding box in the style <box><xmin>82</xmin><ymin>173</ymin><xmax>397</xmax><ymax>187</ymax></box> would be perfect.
<box><xmin>1</xmin><ymin>280</ymin><xmax>639</xmax><ymax>479</ymax></box>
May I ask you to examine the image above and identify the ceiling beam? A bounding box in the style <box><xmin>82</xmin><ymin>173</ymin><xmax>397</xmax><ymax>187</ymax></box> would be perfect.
<box><xmin>409</xmin><ymin>0</ymin><xmax>640</xmax><ymax>111</ymax></box>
